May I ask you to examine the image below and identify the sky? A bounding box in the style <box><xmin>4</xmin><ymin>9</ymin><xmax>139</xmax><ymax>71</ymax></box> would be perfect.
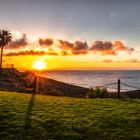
<box><xmin>0</xmin><ymin>0</ymin><xmax>140</xmax><ymax>70</ymax></box>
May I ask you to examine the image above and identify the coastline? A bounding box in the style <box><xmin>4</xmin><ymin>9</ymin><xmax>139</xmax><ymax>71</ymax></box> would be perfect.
<box><xmin>0</xmin><ymin>68</ymin><xmax>140</xmax><ymax>98</ymax></box>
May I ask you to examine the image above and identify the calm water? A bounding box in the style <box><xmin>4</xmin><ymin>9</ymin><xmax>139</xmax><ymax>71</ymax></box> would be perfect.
<box><xmin>39</xmin><ymin>70</ymin><xmax>140</xmax><ymax>91</ymax></box>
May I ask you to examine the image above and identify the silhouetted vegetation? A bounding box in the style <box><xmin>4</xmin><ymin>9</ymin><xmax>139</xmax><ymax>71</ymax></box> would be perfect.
<box><xmin>86</xmin><ymin>87</ymin><xmax>110</xmax><ymax>98</ymax></box>
<box><xmin>0</xmin><ymin>30</ymin><xmax>12</xmax><ymax>73</ymax></box>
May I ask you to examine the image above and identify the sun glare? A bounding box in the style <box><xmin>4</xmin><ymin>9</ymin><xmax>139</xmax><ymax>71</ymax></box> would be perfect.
<box><xmin>33</xmin><ymin>61</ymin><xmax>46</xmax><ymax>70</ymax></box>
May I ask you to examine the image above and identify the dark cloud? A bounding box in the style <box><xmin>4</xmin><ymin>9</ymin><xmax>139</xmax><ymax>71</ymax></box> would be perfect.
<box><xmin>90</xmin><ymin>40</ymin><xmax>134</xmax><ymax>55</ymax></box>
<box><xmin>58</xmin><ymin>40</ymin><xmax>88</xmax><ymax>55</ymax></box>
<box><xmin>5</xmin><ymin>34</ymin><xmax>28</xmax><ymax>49</ymax></box>
<box><xmin>72</xmin><ymin>41</ymin><xmax>88</xmax><ymax>54</ymax></box>
<box><xmin>38</xmin><ymin>38</ymin><xmax>53</xmax><ymax>46</ymax></box>
<box><xmin>102</xmin><ymin>59</ymin><xmax>113</xmax><ymax>63</ymax></box>
<box><xmin>4</xmin><ymin>50</ymin><xmax>58</xmax><ymax>56</ymax></box>
<box><xmin>58</xmin><ymin>40</ymin><xmax>73</xmax><ymax>50</ymax></box>
<box><xmin>90</xmin><ymin>41</ymin><xmax>116</xmax><ymax>55</ymax></box>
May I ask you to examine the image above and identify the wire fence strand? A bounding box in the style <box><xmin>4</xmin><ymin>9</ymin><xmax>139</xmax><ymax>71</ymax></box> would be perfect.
<box><xmin>121</xmin><ymin>82</ymin><xmax>140</xmax><ymax>90</ymax></box>
<box><xmin>105</xmin><ymin>82</ymin><xmax>118</xmax><ymax>87</ymax></box>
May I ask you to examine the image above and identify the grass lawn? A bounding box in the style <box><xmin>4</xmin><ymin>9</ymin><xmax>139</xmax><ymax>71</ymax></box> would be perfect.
<box><xmin>0</xmin><ymin>91</ymin><xmax>140</xmax><ymax>140</ymax></box>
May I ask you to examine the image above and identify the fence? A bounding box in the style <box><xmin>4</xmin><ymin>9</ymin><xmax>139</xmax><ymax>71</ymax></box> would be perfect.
<box><xmin>66</xmin><ymin>80</ymin><xmax>140</xmax><ymax>90</ymax></box>
<box><xmin>32</xmin><ymin>76</ymin><xmax>140</xmax><ymax>98</ymax></box>
<box><xmin>68</xmin><ymin>80</ymin><xmax>140</xmax><ymax>98</ymax></box>
<box><xmin>1</xmin><ymin>73</ymin><xmax>140</xmax><ymax>98</ymax></box>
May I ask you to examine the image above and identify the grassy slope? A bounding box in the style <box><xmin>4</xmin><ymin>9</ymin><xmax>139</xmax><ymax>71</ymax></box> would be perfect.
<box><xmin>0</xmin><ymin>91</ymin><xmax>140</xmax><ymax>140</ymax></box>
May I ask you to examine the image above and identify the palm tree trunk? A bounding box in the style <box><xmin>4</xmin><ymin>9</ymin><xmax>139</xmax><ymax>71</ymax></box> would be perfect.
<box><xmin>0</xmin><ymin>46</ymin><xmax>4</xmax><ymax>74</ymax></box>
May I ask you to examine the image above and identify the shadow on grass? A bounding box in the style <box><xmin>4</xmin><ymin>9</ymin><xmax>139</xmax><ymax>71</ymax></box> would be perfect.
<box><xmin>23</xmin><ymin>93</ymin><xmax>35</xmax><ymax>136</ymax></box>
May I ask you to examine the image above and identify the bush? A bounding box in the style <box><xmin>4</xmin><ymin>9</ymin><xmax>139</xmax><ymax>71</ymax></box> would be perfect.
<box><xmin>86</xmin><ymin>87</ymin><xmax>109</xmax><ymax>98</ymax></box>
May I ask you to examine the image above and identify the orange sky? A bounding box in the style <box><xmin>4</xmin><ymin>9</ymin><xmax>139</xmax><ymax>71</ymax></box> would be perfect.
<box><xmin>2</xmin><ymin>32</ymin><xmax>140</xmax><ymax>70</ymax></box>
<box><xmin>4</xmin><ymin>53</ymin><xmax>140</xmax><ymax>70</ymax></box>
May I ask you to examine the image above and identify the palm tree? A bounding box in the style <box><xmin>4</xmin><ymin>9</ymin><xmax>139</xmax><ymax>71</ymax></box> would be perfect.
<box><xmin>0</xmin><ymin>30</ymin><xmax>12</xmax><ymax>72</ymax></box>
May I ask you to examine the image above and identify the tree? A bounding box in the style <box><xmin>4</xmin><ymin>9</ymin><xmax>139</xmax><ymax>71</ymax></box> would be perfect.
<box><xmin>0</xmin><ymin>30</ymin><xmax>12</xmax><ymax>72</ymax></box>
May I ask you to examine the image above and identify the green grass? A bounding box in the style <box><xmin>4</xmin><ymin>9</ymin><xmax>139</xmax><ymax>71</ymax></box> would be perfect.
<box><xmin>0</xmin><ymin>91</ymin><xmax>140</xmax><ymax>140</ymax></box>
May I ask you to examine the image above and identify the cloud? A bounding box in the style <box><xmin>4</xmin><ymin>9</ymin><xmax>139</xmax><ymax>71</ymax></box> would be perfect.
<box><xmin>72</xmin><ymin>41</ymin><xmax>89</xmax><ymax>54</ymax></box>
<box><xmin>90</xmin><ymin>40</ymin><xmax>134</xmax><ymax>55</ymax></box>
<box><xmin>127</xmin><ymin>59</ymin><xmax>140</xmax><ymax>63</ymax></box>
<box><xmin>58</xmin><ymin>40</ymin><xmax>73</xmax><ymax>50</ymax></box>
<box><xmin>4</xmin><ymin>33</ymin><xmax>135</xmax><ymax>56</ymax></box>
<box><xmin>58</xmin><ymin>40</ymin><xmax>88</xmax><ymax>55</ymax></box>
<box><xmin>113</xmin><ymin>40</ymin><xmax>134</xmax><ymax>53</ymax></box>
<box><xmin>90</xmin><ymin>41</ymin><xmax>116</xmax><ymax>55</ymax></box>
<box><xmin>102</xmin><ymin>59</ymin><xmax>113</xmax><ymax>63</ymax></box>
<box><xmin>5</xmin><ymin>34</ymin><xmax>28</xmax><ymax>49</ymax></box>
<box><xmin>38</xmin><ymin>38</ymin><xmax>53</xmax><ymax>46</ymax></box>
<box><xmin>4</xmin><ymin>50</ymin><xmax>58</xmax><ymax>56</ymax></box>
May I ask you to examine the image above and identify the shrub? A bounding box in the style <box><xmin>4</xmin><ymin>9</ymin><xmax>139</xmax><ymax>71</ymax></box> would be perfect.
<box><xmin>86</xmin><ymin>87</ymin><xmax>109</xmax><ymax>98</ymax></box>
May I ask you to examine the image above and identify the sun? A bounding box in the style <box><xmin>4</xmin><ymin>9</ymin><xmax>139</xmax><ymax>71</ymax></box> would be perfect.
<box><xmin>33</xmin><ymin>61</ymin><xmax>47</xmax><ymax>70</ymax></box>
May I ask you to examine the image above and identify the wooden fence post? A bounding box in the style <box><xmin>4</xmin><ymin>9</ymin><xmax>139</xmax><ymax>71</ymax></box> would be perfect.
<box><xmin>117</xmin><ymin>79</ymin><xmax>120</xmax><ymax>98</ymax></box>
<box><xmin>33</xmin><ymin>76</ymin><xmax>37</xmax><ymax>94</ymax></box>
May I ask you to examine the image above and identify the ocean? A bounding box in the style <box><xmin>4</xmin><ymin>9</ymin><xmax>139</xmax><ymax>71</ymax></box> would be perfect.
<box><xmin>39</xmin><ymin>70</ymin><xmax>140</xmax><ymax>92</ymax></box>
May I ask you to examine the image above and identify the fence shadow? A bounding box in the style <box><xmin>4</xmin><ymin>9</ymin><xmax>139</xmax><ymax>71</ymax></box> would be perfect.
<box><xmin>23</xmin><ymin>93</ymin><xmax>35</xmax><ymax>136</ymax></box>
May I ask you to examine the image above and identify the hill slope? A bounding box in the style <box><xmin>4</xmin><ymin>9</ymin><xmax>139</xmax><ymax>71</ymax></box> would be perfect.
<box><xmin>0</xmin><ymin>91</ymin><xmax>140</xmax><ymax>140</ymax></box>
<box><xmin>0</xmin><ymin>68</ymin><xmax>88</xmax><ymax>97</ymax></box>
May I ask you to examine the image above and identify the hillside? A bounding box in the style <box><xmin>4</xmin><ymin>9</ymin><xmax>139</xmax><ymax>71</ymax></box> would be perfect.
<box><xmin>0</xmin><ymin>68</ymin><xmax>88</xmax><ymax>98</ymax></box>
<box><xmin>0</xmin><ymin>91</ymin><xmax>140</xmax><ymax>140</ymax></box>
<box><xmin>0</xmin><ymin>68</ymin><xmax>34</xmax><ymax>92</ymax></box>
